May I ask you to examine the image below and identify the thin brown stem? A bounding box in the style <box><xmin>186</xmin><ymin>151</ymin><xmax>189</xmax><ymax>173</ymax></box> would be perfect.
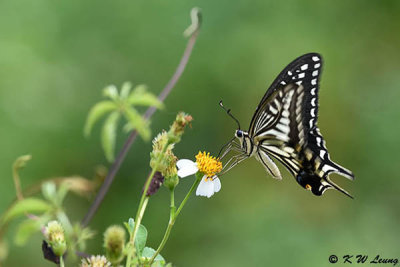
<box><xmin>82</xmin><ymin>24</ymin><xmax>201</xmax><ymax>227</ymax></box>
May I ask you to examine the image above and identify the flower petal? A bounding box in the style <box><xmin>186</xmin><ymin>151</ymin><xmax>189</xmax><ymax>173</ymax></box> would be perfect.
<box><xmin>196</xmin><ymin>176</ymin><xmax>215</xmax><ymax>198</ymax></box>
<box><xmin>213</xmin><ymin>177</ymin><xmax>221</xmax><ymax>193</ymax></box>
<box><xmin>176</xmin><ymin>159</ymin><xmax>198</xmax><ymax>178</ymax></box>
<box><xmin>176</xmin><ymin>159</ymin><xmax>195</xmax><ymax>169</ymax></box>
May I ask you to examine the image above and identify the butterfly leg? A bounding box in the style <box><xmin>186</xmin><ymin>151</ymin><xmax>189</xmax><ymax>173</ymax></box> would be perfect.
<box><xmin>219</xmin><ymin>153</ymin><xmax>248</xmax><ymax>175</ymax></box>
<box><xmin>219</xmin><ymin>138</ymin><xmax>242</xmax><ymax>160</ymax></box>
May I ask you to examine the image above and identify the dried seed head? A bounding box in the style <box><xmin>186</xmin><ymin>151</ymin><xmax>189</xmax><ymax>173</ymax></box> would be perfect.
<box><xmin>144</xmin><ymin>171</ymin><xmax>165</xmax><ymax>196</ymax></box>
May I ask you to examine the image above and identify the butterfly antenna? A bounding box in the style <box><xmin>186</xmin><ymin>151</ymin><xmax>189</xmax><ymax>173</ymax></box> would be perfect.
<box><xmin>219</xmin><ymin>100</ymin><xmax>241</xmax><ymax>129</ymax></box>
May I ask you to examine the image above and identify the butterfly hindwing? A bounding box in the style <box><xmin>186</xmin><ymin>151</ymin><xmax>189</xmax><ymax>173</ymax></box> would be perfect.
<box><xmin>256</xmin><ymin>149</ymin><xmax>282</xmax><ymax>180</ymax></box>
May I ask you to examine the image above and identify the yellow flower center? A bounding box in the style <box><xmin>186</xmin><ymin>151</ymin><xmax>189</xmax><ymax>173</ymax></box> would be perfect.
<box><xmin>195</xmin><ymin>151</ymin><xmax>222</xmax><ymax>177</ymax></box>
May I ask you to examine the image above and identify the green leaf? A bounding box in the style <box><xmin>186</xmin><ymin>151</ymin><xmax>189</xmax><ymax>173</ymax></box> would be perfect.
<box><xmin>103</xmin><ymin>85</ymin><xmax>119</xmax><ymax>100</ymax></box>
<box><xmin>151</xmin><ymin>261</ymin><xmax>170</xmax><ymax>267</ymax></box>
<box><xmin>141</xmin><ymin>247</ymin><xmax>165</xmax><ymax>263</ymax></box>
<box><xmin>84</xmin><ymin>100</ymin><xmax>117</xmax><ymax>137</ymax></box>
<box><xmin>120</xmin><ymin>82</ymin><xmax>132</xmax><ymax>100</ymax></box>
<box><xmin>101</xmin><ymin>111</ymin><xmax>121</xmax><ymax>162</ymax></box>
<box><xmin>73</xmin><ymin>223</ymin><xmax>96</xmax><ymax>251</ymax></box>
<box><xmin>55</xmin><ymin>182</ymin><xmax>70</xmax><ymax>207</ymax></box>
<box><xmin>128</xmin><ymin>85</ymin><xmax>163</xmax><ymax>109</ymax></box>
<box><xmin>124</xmin><ymin>218</ymin><xmax>135</xmax><ymax>235</ymax></box>
<box><xmin>123</xmin><ymin>107</ymin><xmax>151</xmax><ymax>141</ymax></box>
<box><xmin>41</xmin><ymin>182</ymin><xmax>57</xmax><ymax>203</ymax></box>
<box><xmin>135</xmin><ymin>224</ymin><xmax>148</xmax><ymax>255</ymax></box>
<box><xmin>14</xmin><ymin>216</ymin><xmax>49</xmax><ymax>246</ymax></box>
<box><xmin>123</xmin><ymin>219</ymin><xmax>147</xmax><ymax>255</ymax></box>
<box><xmin>2</xmin><ymin>198</ymin><xmax>52</xmax><ymax>224</ymax></box>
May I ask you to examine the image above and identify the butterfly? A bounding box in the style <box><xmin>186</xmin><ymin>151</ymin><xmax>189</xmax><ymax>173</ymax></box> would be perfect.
<box><xmin>218</xmin><ymin>53</ymin><xmax>355</xmax><ymax>198</ymax></box>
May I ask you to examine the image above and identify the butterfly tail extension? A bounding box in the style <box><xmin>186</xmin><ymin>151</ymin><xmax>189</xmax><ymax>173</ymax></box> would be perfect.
<box><xmin>325</xmin><ymin>160</ymin><xmax>355</xmax><ymax>181</ymax></box>
<box><xmin>324</xmin><ymin>177</ymin><xmax>354</xmax><ymax>199</ymax></box>
<box><xmin>319</xmin><ymin>159</ymin><xmax>354</xmax><ymax>198</ymax></box>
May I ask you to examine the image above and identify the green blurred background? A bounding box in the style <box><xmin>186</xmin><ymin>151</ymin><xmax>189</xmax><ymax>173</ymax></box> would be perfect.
<box><xmin>1</xmin><ymin>0</ymin><xmax>399</xmax><ymax>266</ymax></box>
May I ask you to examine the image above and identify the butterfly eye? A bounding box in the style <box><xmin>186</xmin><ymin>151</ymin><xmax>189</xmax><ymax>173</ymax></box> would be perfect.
<box><xmin>235</xmin><ymin>130</ymin><xmax>243</xmax><ymax>138</ymax></box>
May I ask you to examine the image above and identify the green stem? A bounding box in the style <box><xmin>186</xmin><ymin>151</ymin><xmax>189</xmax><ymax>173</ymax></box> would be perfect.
<box><xmin>60</xmin><ymin>256</ymin><xmax>65</xmax><ymax>267</ymax></box>
<box><xmin>170</xmin><ymin>189</ymin><xmax>175</xmax><ymax>218</ymax></box>
<box><xmin>175</xmin><ymin>173</ymin><xmax>202</xmax><ymax>218</ymax></box>
<box><xmin>56</xmin><ymin>210</ymin><xmax>73</xmax><ymax>236</ymax></box>
<box><xmin>149</xmin><ymin>174</ymin><xmax>202</xmax><ymax>264</ymax></box>
<box><xmin>12</xmin><ymin>162</ymin><xmax>24</xmax><ymax>201</ymax></box>
<box><xmin>126</xmin><ymin>144</ymin><xmax>170</xmax><ymax>267</ymax></box>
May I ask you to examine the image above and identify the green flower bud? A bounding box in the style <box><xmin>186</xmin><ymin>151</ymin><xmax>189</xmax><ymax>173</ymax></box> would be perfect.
<box><xmin>44</xmin><ymin>221</ymin><xmax>67</xmax><ymax>257</ymax></box>
<box><xmin>164</xmin><ymin>157</ymin><xmax>178</xmax><ymax>178</ymax></box>
<box><xmin>164</xmin><ymin>173</ymin><xmax>179</xmax><ymax>190</ymax></box>
<box><xmin>150</xmin><ymin>131</ymin><xmax>177</xmax><ymax>178</ymax></box>
<box><xmin>103</xmin><ymin>225</ymin><xmax>126</xmax><ymax>264</ymax></box>
<box><xmin>81</xmin><ymin>255</ymin><xmax>111</xmax><ymax>267</ymax></box>
<box><xmin>167</xmin><ymin>112</ymin><xmax>193</xmax><ymax>144</ymax></box>
<box><xmin>150</xmin><ymin>131</ymin><xmax>172</xmax><ymax>174</ymax></box>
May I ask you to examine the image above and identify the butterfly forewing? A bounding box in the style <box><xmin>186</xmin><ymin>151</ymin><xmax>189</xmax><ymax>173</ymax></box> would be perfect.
<box><xmin>248</xmin><ymin>53</ymin><xmax>354</xmax><ymax>197</ymax></box>
<box><xmin>249</xmin><ymin>53</ymin><xmax>322</xmax><ymax>139</ymax></box>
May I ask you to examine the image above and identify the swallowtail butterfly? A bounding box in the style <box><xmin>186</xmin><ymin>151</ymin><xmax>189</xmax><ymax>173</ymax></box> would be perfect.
<box><xmin>219</xmin><ymin>53</ymin><xmax>354</xmax><ymax>198</ymax></box>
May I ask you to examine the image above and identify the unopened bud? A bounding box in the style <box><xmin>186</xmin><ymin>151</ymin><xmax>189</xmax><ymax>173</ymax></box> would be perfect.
<box><xmin>103</xmin><ymin>225</ymin><xmax>126</xmax><ymax>264</ymax></box>
<box><xmin>44</xmin><ymin>221</ymin><xmax>67</xmax><ymax>257</ymax></box>
<box><xmin>164</xmin><ymin>173</ymin><xmax>179</xmax><ymax>190</ymax></box>
<box><xmin>168</xmin><ymin>112</ymin><xmax>193</xmax><ymax>143</ymax></box>
<box><xmin>150</xmin><ymin>131</ymin><xmax>173</xmax><ymax>174</ymax></box>
<box><xmin>150</xmin><ymin>131</ymin><xmax>178</xmax><ymax>179</ymax></box>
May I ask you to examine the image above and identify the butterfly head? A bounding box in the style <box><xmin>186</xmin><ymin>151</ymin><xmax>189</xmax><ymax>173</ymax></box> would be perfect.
<box><xmin>235</xmin><ymin>130</ymin><xmax>243</xmax><ymax>138</ymax></box>
<box><xmin>234</xmin><ymin>129</ymin><xmax>253</xmax><ymax>155</ymax></box>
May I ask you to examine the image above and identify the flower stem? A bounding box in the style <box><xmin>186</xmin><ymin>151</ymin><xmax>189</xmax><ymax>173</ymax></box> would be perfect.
<box><xmin>60</xmin><ymin>256</ymin><xmax>65</xmax><ymax>267</ymax></box>
<box><xmin>175</xmin><ymin>173</ymin><xmax>202</xmax><ymax>218</ymax></box>
<box><xmin>126</xmin><ymin>144</ymin><xmax>169</xmax><ymax>267</ymax></box>
<box><xmin>149</xmin><ymin>174</ymin><xmax>202</xmax><ymax>264</ymax></box>
<box><xmin>170</xmin><ymin>189</ymin><xmax>176</xmax><ymax>218</ymax></box>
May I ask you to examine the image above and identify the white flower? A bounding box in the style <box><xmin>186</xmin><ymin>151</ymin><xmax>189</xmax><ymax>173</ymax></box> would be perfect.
<box><xmin>176</xmin><ymin>153</ymin><xmax>222</xmax><ymax>198</ymax></box>
<box><xmin>196</xmin><ymin>175</ymin><xmax>221</xmax><ymax>198</ymax></box>
<box><xmin>81</xmin><ymin>255</ymin><xmax>111</xmax><ymax>267</ymax></box>
<box><xmin>176</xmin><ymin>159</ymin><xmax>198</xmax><ymax>178</ymax></box>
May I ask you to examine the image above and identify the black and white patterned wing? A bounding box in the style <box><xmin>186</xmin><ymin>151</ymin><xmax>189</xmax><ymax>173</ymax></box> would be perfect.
<box><xmin>249</xmin><ymin>53</ymin><xmax>355</xmax><ymax>197</ymax></box>
<box><xmin>249</xmin><ymin>53</ymin><xmax>322</xmax><ymax>136</ymax></box>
